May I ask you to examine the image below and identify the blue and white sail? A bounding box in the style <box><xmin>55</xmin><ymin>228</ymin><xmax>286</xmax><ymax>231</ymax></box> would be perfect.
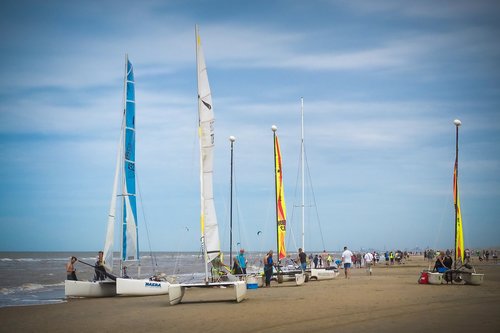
<box><xmin>122</xmin><ymin>57</ymin><xmax>139</xmax><ymax>262</ymax></box>
<box><xmin>103</xmin><ymin>56</ymin><xmax>139</xmax><ymax>272</ymax></box>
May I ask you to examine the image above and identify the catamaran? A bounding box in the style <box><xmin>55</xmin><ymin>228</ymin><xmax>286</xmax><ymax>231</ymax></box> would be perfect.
<box><xmin>167</xmin><ymin>26</ymin><xmax>246</xmax><ymax>305</ymax></box>
<box><xmin>425</xmin><ymin>119</ymin><xmax>484</xmax><ymax>285</ymax></box>
<box><xmin>297</xmin><ymin>98</ymin><xmax>338</xmax><ymax>281</ymax></box>
<box><xmin>65</xmin><ymin>56</ymin><xmax>169</xmax><ymax>297</ymax></box>
<box><xmin>114</xmin><ymin>57</ymin><xmax>170</xmax><ymax>295</ymax></box>
<box><xmin>272</xmin><ymin>125</ymin><xmax>305</xmax><ymax>286</ymax></box>
<box><xmin>451</xmin><ymin>120</ymin><xmax>484</xmax><ymax>285</ymax></box>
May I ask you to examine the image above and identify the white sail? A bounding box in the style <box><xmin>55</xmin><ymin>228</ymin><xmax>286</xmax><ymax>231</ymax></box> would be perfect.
<box><xmin>103</xmin><ymin>123</ymin><xmax>123</xmax><ymax>272</ymax></box>
<box><xmin>196</xmin><ymin>26</ymin><xmax>220</xmax><ymax>264</ymax></box>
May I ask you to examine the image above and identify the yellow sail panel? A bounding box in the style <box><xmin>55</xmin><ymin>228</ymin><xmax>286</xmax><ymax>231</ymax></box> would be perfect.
<box><xmin>456</xmin><ymin>195</ymin><xmax>464</xmax><ymax>263</ymax></box>
<box><xmin>454</xmin><ymin>162</ymin><xmax>464</xmax><ymax>263</ymax></box>
<box><xmin>275</xmin><ymin>135</ymin><xmax>287</xmax><ymax>260</ymax></box>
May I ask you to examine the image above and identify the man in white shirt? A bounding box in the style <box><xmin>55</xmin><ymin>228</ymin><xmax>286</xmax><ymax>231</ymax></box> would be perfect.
<box><xmin>341</xmin><ymin>246</ymin><xmax>354</xmax><ymax>279</ymax></box>
<box><xmin>364</xmin><ymin>252</ymin><xmax>374</xmax><ymax>275</ymax></box>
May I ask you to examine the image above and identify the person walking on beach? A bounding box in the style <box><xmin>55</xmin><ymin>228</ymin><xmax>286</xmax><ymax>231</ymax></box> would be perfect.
<box><xmin>342</xmin><ymin>246</ymin><xmax>354</xmax><ymax>279</ymax></box>
<box><xmin>321</xmin><ymin>250</ymin><xmax>328</xmax><ymax>268</ymax></box>
<box><xmin>298</xmin><ymin>248</ymin><xmax>307</xmax><ymax>271</ymax></box>
<box><xmin>356</xmin><ymin>253</ymin><xmax>362</xmax><ymax>268</ymax></box>
<box><xmin>264</xmin><ymin>250</ymin><xmax>274</xmax><ymax>287</ymax></box>
<box><xmin>66</xmin><ymin>256</ymin><xmax>77</xmax><ymax>281</ymax></box>
<box><xmin>94</xmin><ymin>251</ymin><xmax>107</xmax><ymax>281</ymax></box>
<box><xmin>364</xmin><ymin>252</ymin><xmax>374</xmax><ymax>276</ymax></box>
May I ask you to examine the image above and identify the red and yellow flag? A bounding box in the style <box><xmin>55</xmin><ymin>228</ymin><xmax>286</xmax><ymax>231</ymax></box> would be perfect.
<box><xmin>453</xmin><ymin>161</ymin><xmax>464</xmax><ymax>263</ymax></box>
<box><xmin>275</xmin><ymin>135</ymin><xmax>287</xmax><ymax>260</ymax></box>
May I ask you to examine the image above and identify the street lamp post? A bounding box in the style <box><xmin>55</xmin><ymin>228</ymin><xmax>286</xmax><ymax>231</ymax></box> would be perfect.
<box><xmin>229</xmin><ymin>135</ymin><xmax>236</xmax><ymax>268</ymax></box>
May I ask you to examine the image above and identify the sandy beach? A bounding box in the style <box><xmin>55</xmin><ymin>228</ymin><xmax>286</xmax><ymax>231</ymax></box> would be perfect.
<box><xmin>1</xmin><ymin>256</ymin><xmax>498</xmax><ymax>333</ymax></box>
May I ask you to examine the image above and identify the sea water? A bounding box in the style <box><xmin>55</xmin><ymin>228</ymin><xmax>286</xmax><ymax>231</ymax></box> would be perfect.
<box><xmin>0</xmin><ymin>251</ymin><xmax>269</xmax><ymax>308</ymax></box>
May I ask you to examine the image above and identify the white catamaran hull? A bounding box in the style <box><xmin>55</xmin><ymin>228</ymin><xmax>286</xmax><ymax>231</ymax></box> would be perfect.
<box><xmin>309</xmin><ymin>268</ymin><xmax>339</xmax><ymax>280</ymax></box>
<box><xmin>65</xmin><ymin>280</ymin><xmax>116</xmax><ymax>298</ymax></box>
<box><xmin>116</xmin><ymin>278</ymin><xmax>170</xmax><ymax>296</ymax></box>
<box><xmin>427</xmin><ymin>272</ymin><xmax>444</xmax><ymax>285</ymax></box>
<box><xmin>462</xmin><ymin>272</ymin><xmax>484</xmax><ymax>285</ymax></box>
<box><xmin>295</xmin><ymin>273</ymin><xmax>306</xmax><ymax>286</ymax></box>
<box><xmin>168</xmin><ymin>281</ymin><xmax>246</xmax><ymax>305</ymax></box>
<box><xmin>277</xmin><ymin>274</ymin><xmax>297</xmax><ymax>282</ymax></box>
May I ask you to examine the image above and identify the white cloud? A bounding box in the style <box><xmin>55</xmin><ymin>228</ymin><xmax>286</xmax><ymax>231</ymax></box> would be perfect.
<box><xmin>341</xmin><ymin>0</ymin><xmax>500</xmax><ymax>19</ymax></box>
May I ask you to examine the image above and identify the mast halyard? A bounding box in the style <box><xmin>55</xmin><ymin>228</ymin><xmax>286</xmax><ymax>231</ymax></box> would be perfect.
<box><xmin>301</xmin><ymin>97</ymin><xmax>305</xmax><ymax>252</ymax></box>
<box><xmin>229</xmin><ymin>136</ymin><xmax>236</xmax><ymax>269</ymax></box>
<box><xmin>119</xmin><ymin>53</ymin><xmax>128</xmax><ymax>276</ymax></box>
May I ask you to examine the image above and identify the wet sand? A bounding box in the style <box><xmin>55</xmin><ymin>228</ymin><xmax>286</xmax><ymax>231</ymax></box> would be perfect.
<box><xmin>1</xmin><ymin>256</ymin><xmax>498</xmax><ymax>333</ymax></box>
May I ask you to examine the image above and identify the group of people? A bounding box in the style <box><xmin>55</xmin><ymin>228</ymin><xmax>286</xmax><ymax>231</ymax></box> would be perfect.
<box><xmin>425</xmin><ymin>248</ymin><xmax>499</xmax><ymax>265</ymax></box>
<box><xmin>310</xmin><ymin>250</ymin><xmax>333</xmax><ymax>269</ymax></box>
<box><xmin>433</xmin><ymin>250</ymin><xmax>453</xmax><ymax>273</ymax></box>
<box><xmin>383</xmin><ymin>250</ymin><xmax>408</xmax><ymax>265</ymax></box>
<box><xmin>65</xmin><ymin>251</ymin><xmax>108</xmax><ymax>282</ymax></box>
<box><xmin>262</xmin><ymin>247</ymin><xmax>308</xmax><ymax>287</ymax></box>
<box><xmin>72</xmin><ymin>247</ymin><xmax>474</xmax><ymax>285</ymax></box>
<box><xmin>341</xmin><ymin>246</ymin><xmax>376</xmax><ymax>278</ymax></box>
<box><xmin>478</xmin><ymin>249</ymin><xmax>497</xmax><ymax>262</ymax></box>
<box><xmin>261</xmin><ymin>246</ymin><xmax>381</xmax><ymax>286</ymax></box>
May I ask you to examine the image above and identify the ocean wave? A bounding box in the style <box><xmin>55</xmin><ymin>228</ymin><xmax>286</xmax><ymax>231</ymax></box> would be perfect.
<box><xmin>20</xmin><ymin>283</ymin><xmax>45</xmax><ymax>291</ymax></box>
<box><xmin>1</xmin><ymin>288</ymin><xmax>15</xmax><ymax>295</ymax></box>
<box><xmin>0</xmin><ymin>258</ymin><xmax>43</xmax><ymax>262</ymax></box>
<box><xmin>1</xmin><ymin>257</ymin><xmax>75</xmax><ymax>262</ymax></box>
<box><xmin>1</xmin><ymin>282</ymin><xmax>65</xmax><ymax>295</ymax></box>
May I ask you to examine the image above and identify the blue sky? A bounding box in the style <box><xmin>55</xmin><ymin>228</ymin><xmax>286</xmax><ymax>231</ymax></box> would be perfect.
<box><xmin>1</xmin><ymin>0</ymin><xmax>499</xmax><ymax>253</ymax></box>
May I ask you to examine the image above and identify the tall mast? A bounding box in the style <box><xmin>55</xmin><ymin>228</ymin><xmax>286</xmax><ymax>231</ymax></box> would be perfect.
<box><xmin>119</xmin><ymin>53</ymin><xmax>128</xmax><ymax>275</ymax></box>
<box><xmin>272</xmin><ymin>125</ymin><xmax>279</xmax><ymax>265</ymax></box>
<box><xmin>301</xmin><ymin>97</ymin><xmax>305</xmax><ymax>251</ymax></box>
<box><xmin>453</xmin><ymin>119</ymin><xmax>461</xmax><ymax>269</ymax></box>
<box><xmin>195</xmin><ymin>25</ymin><xmax>209</xmax><ymax>282</ymax></box>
